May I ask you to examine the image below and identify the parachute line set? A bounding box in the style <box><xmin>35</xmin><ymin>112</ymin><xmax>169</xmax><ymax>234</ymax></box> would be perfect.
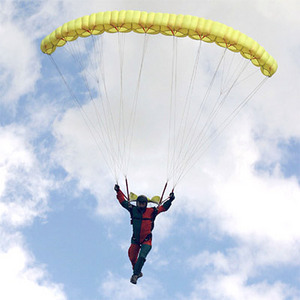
<box><xmin>41</xmin><ymin>10</ymin><xmax>277</xmax><ymax>195</ymax></box>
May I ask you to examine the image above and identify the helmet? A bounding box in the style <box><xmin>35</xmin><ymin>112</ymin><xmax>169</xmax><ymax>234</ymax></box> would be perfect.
<box><xmin>136</xmin><ymin>195</ymin><xmax>148</xmax><ymax>204</ymax></box>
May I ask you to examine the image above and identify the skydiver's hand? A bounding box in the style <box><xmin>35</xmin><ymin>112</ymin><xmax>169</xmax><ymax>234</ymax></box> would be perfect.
<box><xmin>169</xmin><ymin>192</ymin><xmax>175</xmax><ymax>201</ymax></box>
<box><xmin>114</xmin><ymin>184</ymin><xmax>120</xmax><ymax>192</ymax></box>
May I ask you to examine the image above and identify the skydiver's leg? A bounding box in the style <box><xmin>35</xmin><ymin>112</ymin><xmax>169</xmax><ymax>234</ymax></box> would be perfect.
<box><xmin>133</xmin><ymin>240</ymin><xmax>152</xmax><ymax>275</ymax></box>
<box><xmin>128</xmin><ymin>243</ymin><xmax>140</xmax><ymax>269</ymax></box>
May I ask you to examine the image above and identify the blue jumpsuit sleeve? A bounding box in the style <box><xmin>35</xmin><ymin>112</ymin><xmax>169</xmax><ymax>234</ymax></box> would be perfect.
<box><xmin>116</xmin><ymin>190</ymin><xmax>132</xmax><ymax>212</ymax></box>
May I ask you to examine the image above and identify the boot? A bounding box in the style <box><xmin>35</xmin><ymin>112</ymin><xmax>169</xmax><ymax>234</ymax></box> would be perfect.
<box><xmin>130</xmin><ymin>274</ymin><xmax>138</xmax><ymax>284</ymax></box>
<box><xmin>130</xmin><ymin>272</ymin><xmax>143</xmax><ymax>284</ymax></box>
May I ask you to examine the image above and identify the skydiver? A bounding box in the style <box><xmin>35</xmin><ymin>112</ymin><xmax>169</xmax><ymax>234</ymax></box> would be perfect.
<box><xmin>114</xmin><ymin>184</ymin><xmax>175</xmax><ymax>284</ymax></box>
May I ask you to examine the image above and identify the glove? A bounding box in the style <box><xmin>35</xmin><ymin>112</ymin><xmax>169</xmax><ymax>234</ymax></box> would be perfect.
<box><xmin>114</xmin><ymin>184</ymin><xmax>120</xmax><ymax>192</ymax></box>
<box><xmin>169</xmin><ymin>192</ymin><xmax>175</xmax><ymax>201</ymax></box>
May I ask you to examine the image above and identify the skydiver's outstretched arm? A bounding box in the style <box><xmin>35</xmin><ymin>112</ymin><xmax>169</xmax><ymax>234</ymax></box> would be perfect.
<box><xmin>157</xmin><ymin>192</ymin><xmax>175</xmax><ymax>214</ymax></box>
<box><xmin>114</xmin><ymin>184</ymin><xmax>132</xmax><ymax>211</ymax></box>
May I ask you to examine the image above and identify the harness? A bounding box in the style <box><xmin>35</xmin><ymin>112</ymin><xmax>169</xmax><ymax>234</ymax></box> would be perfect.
<box><xmin>130</xmin><ymin>207</ymin><xmax>158</xmax><ymax>244</ymax></box>
<box><xmin>130</xmin><ymin>207</ymin><xmax>158</xmax><ymax>225</ymax></box>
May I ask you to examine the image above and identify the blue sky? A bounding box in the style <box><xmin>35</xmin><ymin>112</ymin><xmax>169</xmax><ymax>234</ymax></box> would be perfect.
<box><xmin>1</xmin><ymin>1</ymin><xmax>300</xmax><ymax>300</ymax></box>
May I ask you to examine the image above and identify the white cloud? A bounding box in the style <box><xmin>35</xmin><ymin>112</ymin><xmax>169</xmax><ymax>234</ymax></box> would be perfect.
<box><xmin>215</xmin><ymin>127</ymin><xmax>300</xmax><ymax>245</ymax></box>
<box><xmin>99</xmin><ymin>271</ymin><xmax>161</xmax><ymax>300</ymax></box>
<box><xmin>0</xmin><ymin>123</ymin><xmax>66</xmax><ymax>299</ymax></box>
<box><xmin>188</xmin><ymin>248</ymin><xmax>300</xmax><ymax>300</ymax></box>
<box><xmin>181</xmin><ymin>118</ymin><xmax>300</xmax><ymax>298</ymax></box>
<box><xmin>0</xmin><ymin>230</ymin><xmax>66</xmax><ymax>300</ymax></box>
<box><xmin>0</xmin><ymin>125</ymin><xmax>52</xmax><ymax>228</ymax></box>
<box><xmin>178</xmin><ymin>119</ymin><xmax>300</xmax><ymax>265</ymax></box>
<box><xmin>192</xmin><ymin>273</ymin><xmax>295</xmax><ymax>300</ymax></box>
<box><xmin>0</xmin><ymin>0</ymin><xmax>83</xmax><ymax>108</ymax></box>
<box><xmin>0</xmin><ymin>2</ymin><xmax>40</xmax><ymax>106</ymax></box>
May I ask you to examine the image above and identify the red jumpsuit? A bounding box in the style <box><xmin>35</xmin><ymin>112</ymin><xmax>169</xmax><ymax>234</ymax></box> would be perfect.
<box><xmin>116</xmin><ymin>190</ymin><xmax>172</xmax><ymax>275</ymax></box>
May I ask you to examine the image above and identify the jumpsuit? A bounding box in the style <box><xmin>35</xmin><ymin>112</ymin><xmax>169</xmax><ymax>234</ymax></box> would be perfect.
<box><xmin>116</xmin><ymin>189</ymin><xmax>172</xmax><ymax>275</ymax></box>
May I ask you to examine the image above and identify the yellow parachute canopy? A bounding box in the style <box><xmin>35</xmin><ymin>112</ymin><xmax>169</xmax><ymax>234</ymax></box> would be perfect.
<box><xmin>41</xmin><ymin>10</ymin><xmax>277</xmax><ymax>77</ymax></box>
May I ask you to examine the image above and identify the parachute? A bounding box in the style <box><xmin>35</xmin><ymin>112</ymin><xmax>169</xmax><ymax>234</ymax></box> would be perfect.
<box><xmin>41</xmin><ymin>11</ymin><xmax>277</xmax><ymax>76</ymax></box>
<box><xmin>41</xmin><ymin>10</ymin><xmax>277</xmax><ymax>193</ymax></box>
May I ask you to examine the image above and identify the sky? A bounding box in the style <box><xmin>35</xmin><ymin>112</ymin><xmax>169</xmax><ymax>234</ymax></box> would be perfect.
<box><xmin>1</xmin><ymin>0</ymin><xmax>300</xmax><ymax>299</ymax></box>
